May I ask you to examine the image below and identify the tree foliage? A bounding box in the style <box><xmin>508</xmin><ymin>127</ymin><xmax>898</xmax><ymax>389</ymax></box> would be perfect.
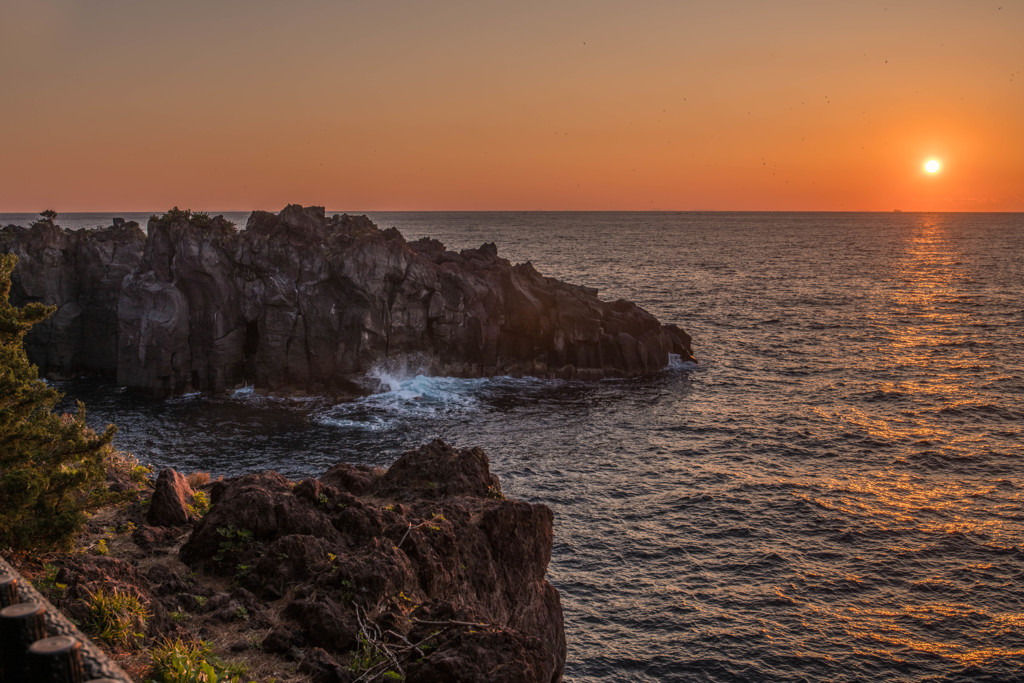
<box><xmin>0</xmin><ymin>253</ymin><xmax>117</xmax><ymax>550</ymax></box>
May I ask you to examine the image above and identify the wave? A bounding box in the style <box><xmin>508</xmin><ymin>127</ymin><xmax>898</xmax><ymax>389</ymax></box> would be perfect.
<box><xmin>166</xmin><ymin>391</ymin><xmax>202</xmax><ymax>403</ymax></box>
<box><xmin>313</xmin><ymin>364</ymin><xmax>489</xmax><ymax>431</ymax></box>
<box><xmin>668</xmin><ymin>353</ymin><xmax>698</xmax><ymax>371</ymax></box>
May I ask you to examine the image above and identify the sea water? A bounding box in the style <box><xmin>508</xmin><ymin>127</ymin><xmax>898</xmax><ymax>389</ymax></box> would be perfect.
<box><xmin>11</xmin><ymin>211</ymin><xmax>1024</xmax><ymax>681</ymax></box>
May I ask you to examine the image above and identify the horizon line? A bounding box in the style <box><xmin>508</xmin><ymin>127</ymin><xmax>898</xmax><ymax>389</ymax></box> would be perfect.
<box><xmin>3</xmin><ymin>208</ymin><xmax>1023</xmax><ymax>216</ymax></box>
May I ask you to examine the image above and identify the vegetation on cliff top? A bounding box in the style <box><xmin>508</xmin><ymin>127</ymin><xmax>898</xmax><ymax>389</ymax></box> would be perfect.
<box><xmin>0</xmin><ymin>252</ymin><xmax>117</xmax><ymax>550</ymax></box>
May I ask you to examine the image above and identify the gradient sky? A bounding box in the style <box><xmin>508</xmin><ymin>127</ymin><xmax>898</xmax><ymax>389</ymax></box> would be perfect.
<box><xmin>1</xmin><ymin>0</ymin><xmax>1021</xmax><ymax>211</ymax></box>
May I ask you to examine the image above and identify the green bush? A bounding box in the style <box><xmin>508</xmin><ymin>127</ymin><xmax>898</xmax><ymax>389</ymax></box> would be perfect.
<box><xmin>0</xmin><ymin>254</ymin><xmax>117</xmax><ymax>550</ymax></box>
<box><xmin>188</xmin><ymin>490</ymin><xmax>211</xmax><ymax>518</ymax></box>
<box><xmin>149</xmin><ymin>637</ymin><xmax>242</xmax><ymax>683</ymax></box>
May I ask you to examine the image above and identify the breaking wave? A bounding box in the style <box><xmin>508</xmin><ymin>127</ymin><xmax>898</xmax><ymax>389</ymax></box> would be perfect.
<box><xmin>313</xmin><ymin>365</ymin><xmax>488</xmax><ymax>431</ymax></box>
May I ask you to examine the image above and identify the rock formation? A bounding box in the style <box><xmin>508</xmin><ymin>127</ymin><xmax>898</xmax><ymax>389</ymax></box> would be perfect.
<box><xmin>181</xmin><ymin>439</ymin><xmax>565</xmax><ymax>682</ymax></box>
<box><xmin>146</xmin><ymin>468</ymin><xmax>196</xmax><ymax>527</ymax></box>
<box><xmin>0</xmin><ymin>217</ymin><xmax>145</xmax><ymax>377</ymax></box>
<box><xmin>35</xmin><ymin>440</ymin><xmax>566</xmax><ymax>682</ymax></box>
<box><xmin>3</xmin><ymin>206</ymin><xmax>694</xmax><ymax>396</ymax></box>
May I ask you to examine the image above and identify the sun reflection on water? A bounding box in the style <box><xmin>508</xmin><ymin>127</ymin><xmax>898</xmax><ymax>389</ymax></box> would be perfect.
<box><xmin>789</xmin><ymin>214</ymin><xmax>1024</xmax><ymax>669</ymax></box>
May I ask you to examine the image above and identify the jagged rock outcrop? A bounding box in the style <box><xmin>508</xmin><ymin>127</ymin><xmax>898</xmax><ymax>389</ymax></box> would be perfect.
<box><xmin>4</xmin><ymin>206</ymin><xmax>694</xmax><ymax>396</ymax></box>
<box><xmin>1</xmin><ymin>218</ymin><xmax>145</xmax><ymax>376</ymax></box>
<box><xmin>29</xmin><ymin>440</ymin><xmax>565</xmax><ymax>681</ymax></box>
<box><xmin>179</xmin><ymin>440</ymin><xmax>565</xmax><ymax>682</ymax></box>
<box><xmin>146</xmin><ymin>468</ymin><xmax>195</xmax><ymax>527</ymax></box>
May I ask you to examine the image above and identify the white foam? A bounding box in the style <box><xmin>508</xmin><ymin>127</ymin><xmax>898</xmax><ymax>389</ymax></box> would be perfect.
<box><xmin>314</xmin><ymin>365</ymin><xmax>488</xmax><ymax>431</ymax></box>
<box><xmin>668</xmin><ymin>353</ymin><xmax>698</xmax><ymax>371</ymax></box>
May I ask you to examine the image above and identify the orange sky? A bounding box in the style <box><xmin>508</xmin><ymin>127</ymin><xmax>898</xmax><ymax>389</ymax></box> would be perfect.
<box><xmin>1</xmin><ymin>1</ymin><xmax>1021</xmax><ymax>211</ymax></box>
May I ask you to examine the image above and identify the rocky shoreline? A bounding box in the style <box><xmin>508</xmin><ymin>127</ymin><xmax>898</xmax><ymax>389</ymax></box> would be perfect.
<box><xmin>1</xmin><ymin>205</ymin><xmax>694</xmax><ymax>397</ymax></box>
<box><xmin>12</xmin><ymin>440</ymin><xmax>564</xmax><ymax>682</ymax></box>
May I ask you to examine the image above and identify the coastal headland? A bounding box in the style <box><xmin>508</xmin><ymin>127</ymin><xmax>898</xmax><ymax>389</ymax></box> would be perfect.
<box><xmin>1</xmin><ymin>205</ymin><xmax>694</xmax><ymax>397</ymax></box>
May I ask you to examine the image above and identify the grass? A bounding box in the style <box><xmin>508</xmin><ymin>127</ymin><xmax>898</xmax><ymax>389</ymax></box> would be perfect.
<box><xmin>85</xmin><ymin>587</ymin><xmax>149</xmax><ymax>649</ymax></box>
<box><xmin>149</xmin><ymin>637</ymin><xmax>249</xmax><ymax>683</ymax></box>
<box><xmin>187</xmin><ymin>471</ymin><xmax>211</xmax><ymax>488</ymax></box>
<box><xmin>149</xmin><ymin>637</ymin><xmax>235</xmax><ymax>683</ymax></box>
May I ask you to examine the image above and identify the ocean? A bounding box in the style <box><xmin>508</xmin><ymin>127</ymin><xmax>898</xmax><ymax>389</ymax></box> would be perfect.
<box><xmin>8</xmin><ymin>211</ymin><xmax>1024</xmax><ymax>681</ymax></box>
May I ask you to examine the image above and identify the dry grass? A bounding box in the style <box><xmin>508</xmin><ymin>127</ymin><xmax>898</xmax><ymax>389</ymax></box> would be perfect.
<box><xmin>55</xmin><ymin>504</ymin><xmax>305</xmax><ymax>682</ymax></box>
<box><xmin>186</xmin><ymin>471</ymin><xmax>211</xmax><ymax>488</ymax></box>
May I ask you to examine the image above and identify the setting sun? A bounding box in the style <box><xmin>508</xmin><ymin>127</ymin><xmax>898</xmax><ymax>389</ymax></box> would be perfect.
<box><xmin>925</xmin><ymin>159</ymin><xmax>942</xmax><ymax>174</ymax></box>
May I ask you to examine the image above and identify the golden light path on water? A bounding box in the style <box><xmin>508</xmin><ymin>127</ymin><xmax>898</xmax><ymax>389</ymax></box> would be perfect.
<box><xmin>792</xmin><ymin>214</ymin><xmax>1024</xmax><ymax>668</ymax></box>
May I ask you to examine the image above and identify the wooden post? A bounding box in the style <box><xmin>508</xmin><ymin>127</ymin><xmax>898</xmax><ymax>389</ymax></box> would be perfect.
<box><xmin>0</xmin><ymin>575</ymin><xmax>16</xmax><ymax>609</ymax></box>
<box><xmin>29</xmin><ymin>635</ymin><xmax>84</xmax><ymax>683</ymax></box>
<box><xmin>0</xmin><ymin>601</ymin><xmax>47</xmax><ymax>682</ymax></box>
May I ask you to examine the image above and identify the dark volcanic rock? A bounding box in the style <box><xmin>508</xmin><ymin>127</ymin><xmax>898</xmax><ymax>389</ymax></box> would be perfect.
<box><xmin>147</xmin><ymin>468</ymin><xmax>195</xmax><ymax>526</ymax></box>
<box><xmin>375</xmin><ymin>440</ymin><xmax>501</xmax><ymax>500</ymax></box>
<box><xmin>179</xmin><ymin>440</ymin><xmax>566</xmax><ymax>682</ymax></box>
<box><xmin>299</xmin><ymin>648</ymin><xmax>353</xmax><ymax>683</ymax></box>
<box><xmin>5</xmin><ymin>205</ymin><xmax>693</xmax><ymax>396</ymax></box>
<box><xmin>1</xmin><ymin>217</ymin><xmax>145</xmax><ymax>376</ymax></box>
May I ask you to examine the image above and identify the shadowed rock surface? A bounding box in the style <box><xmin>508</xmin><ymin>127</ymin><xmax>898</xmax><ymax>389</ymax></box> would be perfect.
<box><xmin>1</xmin><ymin>217</ymin><xmax>145</xmax><ymax>377</ymax></box>
<box><xmin>146</xmin><ymin>468</ymin><xmax>195</xmax><ymax>527</ymax></box>
<box><xmin>3</xmin><ymin>206</ymin><xmax>694</xmax><ymax>396</ymax></box>
<box><xmin>30</xmin><ymin>441</ymin><xmax>565</xmax><ymax>682</ymax></box>
<box><xmin>179</xmin><ymin>440</ymin><xmax>565</xmax><ymax>682</ymax></box>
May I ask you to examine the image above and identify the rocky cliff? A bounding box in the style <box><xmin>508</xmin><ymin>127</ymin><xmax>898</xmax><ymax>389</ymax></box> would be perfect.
<box><xmin>2</xmin><ymin>206</ymin><xmax>694</xmax><ymax>396</ymax></box>
<box><xmin>27</xmin><ymin>441</ymin><xmax>566</xmax><ymax>682</ymax></box>
<box><xmin>0</xmin><ymin>217</ymin><xmax>145</xmax><ymax>377</ymax></box>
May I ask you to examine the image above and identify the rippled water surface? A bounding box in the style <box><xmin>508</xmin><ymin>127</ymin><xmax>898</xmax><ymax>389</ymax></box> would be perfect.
<box><xmin>53</xmin><ymin>212</ymin><xmax>1024</xmax><ymax>681</ymax></box>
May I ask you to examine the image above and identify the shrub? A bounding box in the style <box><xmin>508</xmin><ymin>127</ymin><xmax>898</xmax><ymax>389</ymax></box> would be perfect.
<box><xmin>211</xmin><ymin>524</ymin><xmax>253</xmax><ymax>563</ymax></box>
<box><xmin>190</xmin><ymin>212</ymin><xmax>213</xmax><ymax>228</ymax></box>
<box><xmin>159</xmin><ymin>207</ymin><xmax>192</xmax><ymax>224</ymax></box>
<box><xmin>84</xmin><ymin>587</ymin><xmax>149</xmax><ymax>649</ymax></box>
<box><xmin>33</xmin><ymin>563</ymin><xmax>67</xmax><ymax>599</ymax></box>
<box><xmin>31</xmin><ymin>209</ymin><xmax>58</xmax><ymax>228</ymax></box>
<box><xmin>187</xmin><ymin>489</ymin><xmax>211</xmax><ymax>519</ymax></box>
<box><xmin>348</xmin><ymin>632</ymin><xmax>388</xmax><ymax>674</ymax></box>
<box><xmin>149</xmin><ymin>637</ymin><xmax>242</xmax><ymax>683</ymax></box>
<box><xmin>152</xmin><ymin>209</ymin><xmax>233</xmax><ymax>231</ymax></box>
<box><xmin>0</xmin><ymin>254</ymin><xmax>117</xmax><ymax>550</ymax></box>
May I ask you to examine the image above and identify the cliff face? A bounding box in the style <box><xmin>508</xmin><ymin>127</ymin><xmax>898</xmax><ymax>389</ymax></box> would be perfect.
<box><xmin>4</xmin><ymin>206</ymin><xmax>694</xmax><ymax>396</ymax></box>
<box><xmin>1</xmin><ymin>218</ymin><xmax>145</xmax><ymax>377</ymax></box>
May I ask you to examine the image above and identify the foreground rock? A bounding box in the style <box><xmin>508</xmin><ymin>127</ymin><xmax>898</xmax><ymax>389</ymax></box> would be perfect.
<box><xmin>181</xmin><ymin>439</ymin><xmax>565</xmax><ymax>682</ymax></box>
<box><xmin>146</xmin><ymin>469</ymin><xmax>195</xmax><ymax>526</ymax></box>
<box><xmin>3</xmin><ymin>206</ymin><xmax>694</xmax><ymax>396</ymax></box>
<box><xmin>26</xmin><ymin>441</ymin><xmax>565</xmax><ymax>683</ymax></box>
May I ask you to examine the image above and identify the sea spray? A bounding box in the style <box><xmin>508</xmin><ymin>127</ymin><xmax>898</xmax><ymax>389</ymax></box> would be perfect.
<box><xmin>314</xmin><ymin>361</ymin><xmax>488</xmax><ymax>432</ymax></box>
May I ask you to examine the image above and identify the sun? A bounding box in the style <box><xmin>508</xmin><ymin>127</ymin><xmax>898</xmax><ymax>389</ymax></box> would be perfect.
<box><xmin>924</xmin><ymin>159</ymin><xmax>941</xmax><ymax>174</ymax></box>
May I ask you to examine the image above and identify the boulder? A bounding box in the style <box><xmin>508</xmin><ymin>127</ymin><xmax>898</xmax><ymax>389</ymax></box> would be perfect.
<box><xmin>375</xmin><ymin>439</ymin><xmax>501</xmax><ymax>500</ymax></box>
<box><xmin>299</xmin><ymin>648</ymin><xmax>352</xmax><ymax>683</ymax></box>
<box><xmin>146</xmin><ymin>469</ymin><xmax>194</xmax><ymax>526</ymax></box>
